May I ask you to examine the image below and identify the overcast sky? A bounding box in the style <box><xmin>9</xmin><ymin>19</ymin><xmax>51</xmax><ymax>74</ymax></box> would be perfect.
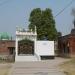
<box><xmin>0</xmin><ymin>0</ymin><xmax>75</xmax><ymax>38</ymax></box>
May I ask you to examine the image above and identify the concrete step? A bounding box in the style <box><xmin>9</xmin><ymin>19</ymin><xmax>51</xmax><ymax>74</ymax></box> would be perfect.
<box><xmin>11</xmin><ymin>72</ymin><xmax>65</xmax><ymax>75</ymax></box>
<box><xmin>15</xmin><ymin>55</ymin><xmax>38</xmax><ymax>61</ymax></box>
<box><xmin>10</xmin><ymin>61</ymin><xmax>65</xmax><ymax>75</ymax></box>
<box><xmin>11</xmin><ymin>68</ymin><xmax>65</xmax><ymax>75</ymax></box>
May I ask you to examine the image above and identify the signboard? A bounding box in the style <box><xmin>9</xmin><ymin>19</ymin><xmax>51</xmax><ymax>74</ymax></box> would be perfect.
<box><xmin>36</xmin><ymin>41</ymin><xmax>54</xmax><ymax>56</ymax></box>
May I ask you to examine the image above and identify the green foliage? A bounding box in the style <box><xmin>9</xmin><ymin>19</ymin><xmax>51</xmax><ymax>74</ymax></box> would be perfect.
<box><xmin>57</xmin><ymin>32</ymin><xmax>62</xmax><ymax>37</ymax></box>
<box><xmin>29</xmin><ymin>8</ymin><xmax>58</xmax><ymax>40</ymax></box>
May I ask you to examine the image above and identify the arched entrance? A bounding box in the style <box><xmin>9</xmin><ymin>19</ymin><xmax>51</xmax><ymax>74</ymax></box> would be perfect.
<box><xmin>15</xmin><ymin>26</ymin><xmax>39</xmax><ymax>61</ymax></box>
<box><xmin>18</xmin><ymin>39</ymin><xmax>34</xmax><ymax>55</ymax></box>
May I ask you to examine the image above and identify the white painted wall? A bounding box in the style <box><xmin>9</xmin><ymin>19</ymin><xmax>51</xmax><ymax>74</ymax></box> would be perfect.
<box><xmin>15</xmin><ymin>28</ymin><xmax>37</xmax><ymax>61</ymax></box>
<box><xmin>36</xmin><ymin>41</ymin><xmax>54</xmax><ymax>56</ymax></box>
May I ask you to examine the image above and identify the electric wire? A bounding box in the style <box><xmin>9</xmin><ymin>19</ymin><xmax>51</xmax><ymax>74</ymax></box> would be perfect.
<box><xmin>0</xmin><ymin>0</ymin><xmax>10</xmax><ymax>7</ymax></box>
<box><xmin>55</xmin><ymin>0</ymin><xmax>75</xmax><ymax>18</ymax></box>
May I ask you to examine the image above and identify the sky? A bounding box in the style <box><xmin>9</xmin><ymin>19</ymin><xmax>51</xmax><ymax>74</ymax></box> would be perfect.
<box><xmin>0</xmin><ymin>0</ymin><xmax>75</xmax><ymax>38</ymax></box>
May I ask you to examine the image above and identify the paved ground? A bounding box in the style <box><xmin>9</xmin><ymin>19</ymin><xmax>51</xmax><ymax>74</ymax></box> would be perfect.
<box><xmin>9</xmin><ymin>57</ymin><xmax>70</xmax><ymax>75</ymax></box>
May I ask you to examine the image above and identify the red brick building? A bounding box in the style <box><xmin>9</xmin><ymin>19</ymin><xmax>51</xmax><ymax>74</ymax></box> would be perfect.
<box><xmin>0</xmin><ymin>40</ymin><xmax>15</xmax><ymax>55</ymax></box>
<box><xmin>58</xmin><ymin>28</ymin><xmax>75</xmax><ymax>57</ymax></box>
<box><xmin>0</xmin><ymin>33</ymin><xmax>15</xmax><ymax>60</ymax></box>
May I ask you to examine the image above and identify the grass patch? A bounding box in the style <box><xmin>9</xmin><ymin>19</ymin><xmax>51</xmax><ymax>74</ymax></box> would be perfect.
<box><xmin>0</xmin><ymin>63</ymin><xmax>13</xmax><ymax>75</ymax></box>
<box><xmin>0</xmin><ymin>69</ymin><xmax>9</xmax><ymax>75</ymax></box>
<box><xmin>60</xmin><ymin>58</ymin><xmax>75</xmax><ymax>75</ymax></box>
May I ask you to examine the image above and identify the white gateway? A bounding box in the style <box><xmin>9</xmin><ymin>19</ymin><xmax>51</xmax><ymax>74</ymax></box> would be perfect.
<box><xmin>15</xmin><ymin>26</ymin><xmax>54</xmax><ymax>61</ymax></box>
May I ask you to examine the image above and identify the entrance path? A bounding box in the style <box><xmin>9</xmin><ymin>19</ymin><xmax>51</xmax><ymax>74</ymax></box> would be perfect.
<box><xmin>9</xmin><ymin>57</ymin><xmax>70</xmax><ymax>75</ymax></box>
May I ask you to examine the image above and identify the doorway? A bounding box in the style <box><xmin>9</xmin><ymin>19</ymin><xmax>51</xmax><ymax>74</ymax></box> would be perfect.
<box><xmin>18</xmin><ymin>39</ymin><xmax>34</xmax><ymax>55</ymax></box>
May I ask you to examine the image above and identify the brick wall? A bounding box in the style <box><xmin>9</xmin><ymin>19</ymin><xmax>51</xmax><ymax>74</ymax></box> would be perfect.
<box><xmin>68</xmin><ymin>36</ymin><xmax>75</xmax><ymax>56</ymax></box>
<box><xmin>0</xmin><ymin>40</ymin><xmax>15</xmax><ymax>55</ymax></box>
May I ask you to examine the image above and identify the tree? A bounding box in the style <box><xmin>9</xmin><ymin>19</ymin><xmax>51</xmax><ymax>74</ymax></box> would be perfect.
<box><xmin>57</xmin><ymin>32</ymin><xmax>62</xmax><ymax>37</ymax></box>
<box><xmin>72</xmin><ymin>8</ymin><xmax>75</xmax><ymax>28</ymax></box>
<box><xmin>29</xmin><ymin>8</ymin><xmax>57</xmax><ymax>40</ymax></box>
